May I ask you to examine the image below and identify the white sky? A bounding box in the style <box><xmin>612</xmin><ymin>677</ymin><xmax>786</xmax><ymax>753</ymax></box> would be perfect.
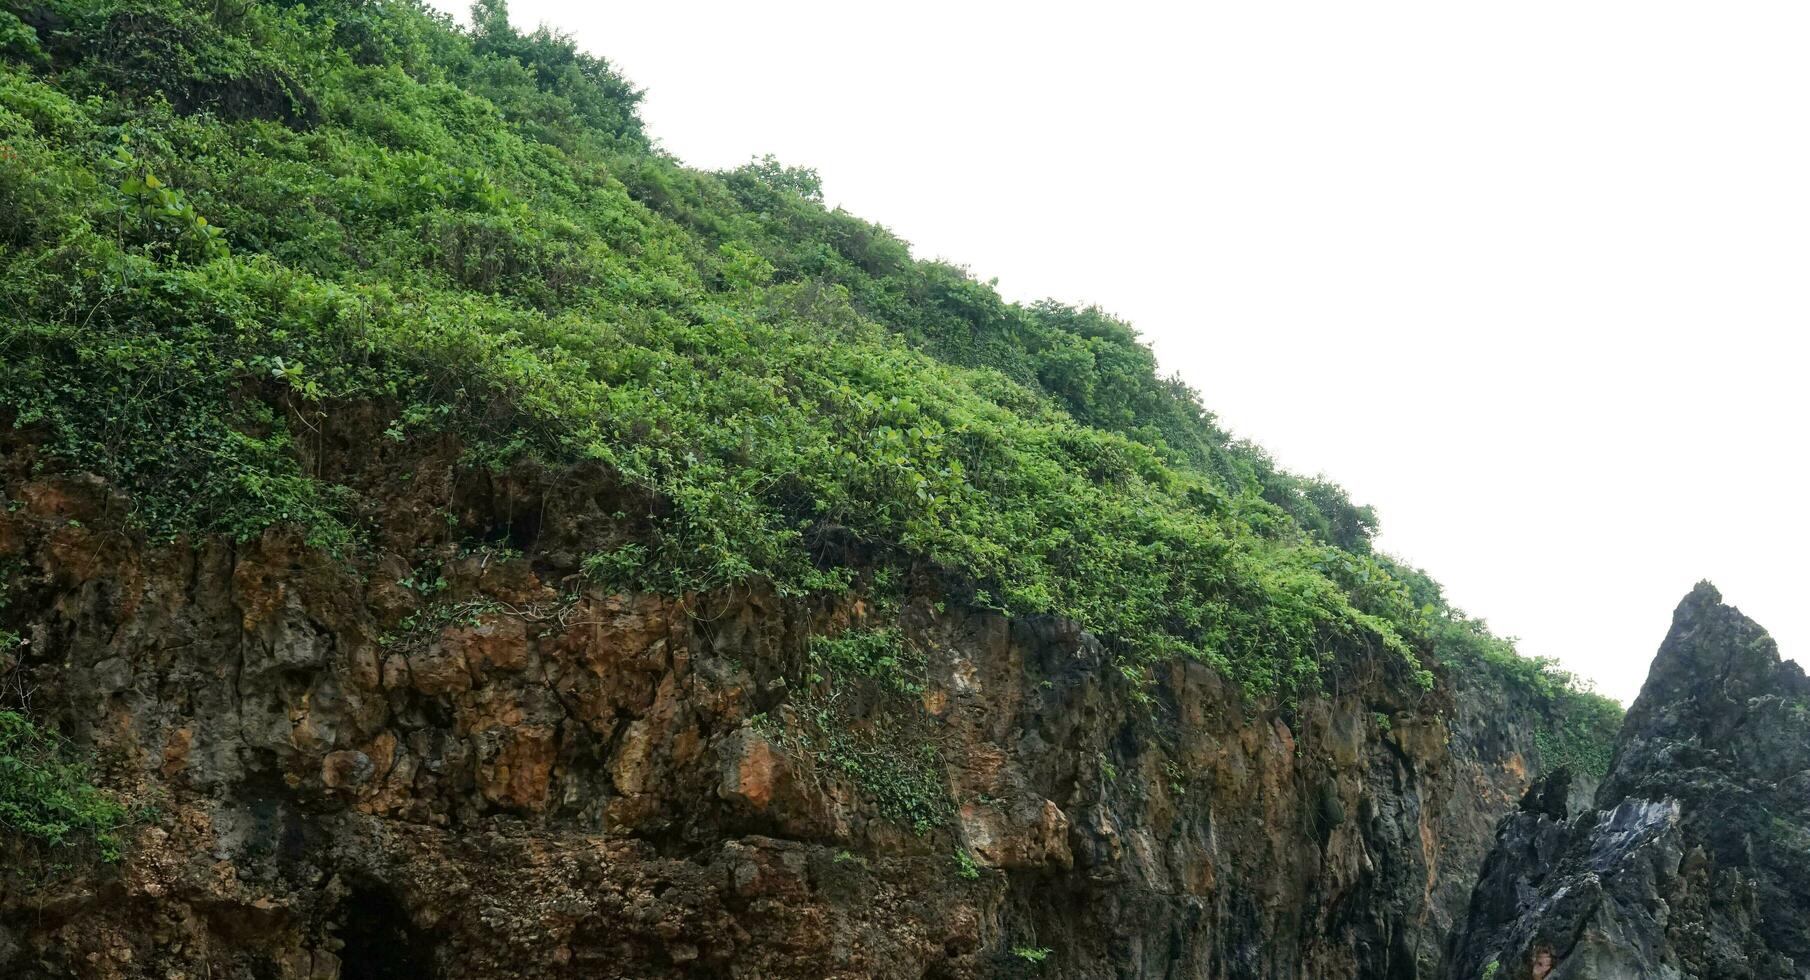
<box><xmin>429</xmin><ymin>1</ymin><xmax>1808</xmax><ymax>703</ymax></box>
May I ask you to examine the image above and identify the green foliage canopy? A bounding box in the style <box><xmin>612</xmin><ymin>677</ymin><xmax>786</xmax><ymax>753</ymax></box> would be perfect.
<box><xmin>0</xmin><ymin>0</ymin><xmax>1618</xmax><ymax>742</ymax></box>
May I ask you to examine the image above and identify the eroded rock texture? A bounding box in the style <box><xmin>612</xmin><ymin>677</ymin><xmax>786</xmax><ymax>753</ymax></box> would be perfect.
<box><xmin>1445</xmin><ymin>583</ymin><xmax>1810</xmax><ymax>980</ymax></box>
<box><xmin>0</xmin><ymin>444</ymin><xmax>1555</xmax><ymax>979</ymax></box>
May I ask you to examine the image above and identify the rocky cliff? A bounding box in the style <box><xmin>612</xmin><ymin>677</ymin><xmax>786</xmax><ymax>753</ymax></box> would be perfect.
<box><xmin>0</xmin><ymin>1</ymin><xmax>1631</xmax><ymax>974</ymax></box>
<box><xmin>1445</xmin><ymin>583</ymin><xmax>1810</xmax><ymax>980</ymax></box>
<box><xmin>0</xmin><ymin>438</ymin><xmax>1561</xmax><ymax>980</ymax></box>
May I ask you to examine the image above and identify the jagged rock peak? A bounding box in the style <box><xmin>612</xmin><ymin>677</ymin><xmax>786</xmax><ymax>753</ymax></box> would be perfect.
<box><xmin>1444</xmin><ymin>583</ymin><xmax>1810</xmax><ymax>980</ymax></box>
<box><xmin>1602</xmin><ymin>579</ymin><xmax>1809</xmax><ymax>804</ymax></box>
<box><xmin>1622</xmin><ymin>581</ymin><xmax>1802</xmax><ymax>728</ymax></box>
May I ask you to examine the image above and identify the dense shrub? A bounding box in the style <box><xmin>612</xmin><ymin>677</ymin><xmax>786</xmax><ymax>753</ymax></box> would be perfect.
<box><xmin>0</xmin><ymin>711</ymin><xmax>129</xmax><ymax>861</ymax></box>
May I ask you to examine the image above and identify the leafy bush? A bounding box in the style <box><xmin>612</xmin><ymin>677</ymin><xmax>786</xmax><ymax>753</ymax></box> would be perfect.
<box><xmin>16</xmin><ymin>0</ymin><xmax>316</xmax><ymax>125</ymax></box>
<box><xmin>1533</xmin><ymin>695</ymin><xmax>1622</xmax><ymax>778</ymax></box>
<box><xmin>808</xmin><ymin>626</ymin><xmax>924</xmax><ymax>696</ymax></box>
<box><xmin>0</xmin><ymin>10</ymin><xmax>44</xmax><ymax>64</ymax></box>
<box><xmin>0</xmin><ymin>711</ymin><xmax>129</xmax><ymax>861</ymax></box>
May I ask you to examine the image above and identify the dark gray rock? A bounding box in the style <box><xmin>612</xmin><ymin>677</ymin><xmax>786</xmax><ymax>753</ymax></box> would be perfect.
<box><xmin>1446</xmin><ymin>582</ymin><xmax>1810</xmax><ymax>980</ymax></box>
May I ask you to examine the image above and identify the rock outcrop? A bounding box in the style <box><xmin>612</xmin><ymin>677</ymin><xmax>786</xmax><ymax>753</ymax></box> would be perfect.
<box><xmin>0</xmin><ymin>437</ymin><xmax>1565</xmax><ymax>979</ymax></box>
<box><xmin>1445</xmin><ymin>582</ymin><xmax>1810</xmax><ymax>980</ymax></box>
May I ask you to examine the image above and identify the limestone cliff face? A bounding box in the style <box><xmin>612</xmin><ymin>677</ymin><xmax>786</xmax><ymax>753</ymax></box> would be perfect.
<box><xmin>1445</xmin><ymin>583</ymin><xmax>1810</xmax><ymax>980</ymax></box>
<box><xmin>0</xmin><ymin>440</ymin><xmax>1554</xmax><ymax>979</ymax></box>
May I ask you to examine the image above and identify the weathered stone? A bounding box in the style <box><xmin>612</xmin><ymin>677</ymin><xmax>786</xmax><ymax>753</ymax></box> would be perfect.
<box><xmin>718</xmin><ymin>727</ymin><xmax>786</xmax><ymax>812</ymax></box>
<box><xmin>321</xmin><ymin>750</ymin><xmax>374</xmax><ymax>790</ymax></box>
<box><xmin>0</xmin><ymin>457</ymin><xmax>1575</xmax><ymax>979</ymax></box>
<box><xmin>1446</xmin><ymin>583</ymin><xmax>1810</xmax><ymax>980</ymax></box>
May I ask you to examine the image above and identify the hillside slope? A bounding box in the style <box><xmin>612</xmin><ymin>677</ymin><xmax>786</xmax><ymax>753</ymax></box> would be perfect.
<box><xmin>0</xmin><ymin>2</ymin><xmax>1618</xmax><ymax>977</ymax></box>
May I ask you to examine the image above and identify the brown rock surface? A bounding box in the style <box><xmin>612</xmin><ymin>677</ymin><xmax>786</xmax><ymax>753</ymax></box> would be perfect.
<box><xmin>0</xmin><ymin>451</ymin><xmax>1561</xmax><ymax>979</ymax></box>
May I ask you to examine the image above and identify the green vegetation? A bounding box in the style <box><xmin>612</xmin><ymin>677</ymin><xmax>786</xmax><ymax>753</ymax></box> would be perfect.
<box><xmin>952</xmin><ymin>848</ymin><xmax>982</xmax><ymax>881</ymax></box>
<box><xmin>1012</xmin><ymin>945</ymin><xmax>1053</xmax><ymax>964</ymax></box>
<box><xmin>808</xmin><ymin>626</ymin><xmax>924</xmax><ymax>696</ymax></box>
<box><xmin>813</xmin><ymin>723</ymin><xmax>948</xmax><ymax>833</ymax></box>
<box><xmin>0</xmin><ymin>0</ymin><xmax>1617</xmax><ymax>742</ymax></box>
<box><xmin>0</xmin><ymin>710</ymin><xmax>129</xmax><ymax>861</ymax></box>
<box><xmin>2</xmin><ymin>547</ymin><xmax>128</xmax><ymax>864</ymax></box>
<box><xmin>1387</xmin><ymin>560</ymin><xmax>1621</xmax><ymax>776</ymax></box>
<box><xmin>380</xmin><ymin>595</ymin><xmax>505</xmax><ymax>649</ymax></box>
<box><xmin>1533</xmin><ymin>706</ymin><xmax>1620</xmax><ymax>779</ymax></box>
<box><xmin>754</xmin><ymin>617</ymin><xmax>949</xmax><ymax>831</ymax></box>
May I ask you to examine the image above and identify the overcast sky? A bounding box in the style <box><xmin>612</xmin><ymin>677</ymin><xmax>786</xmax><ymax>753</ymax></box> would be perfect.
<box><xmin>429</xmin><ymin>1</ymin><xmax>1807</xmax><ymax>703</ymax></box>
